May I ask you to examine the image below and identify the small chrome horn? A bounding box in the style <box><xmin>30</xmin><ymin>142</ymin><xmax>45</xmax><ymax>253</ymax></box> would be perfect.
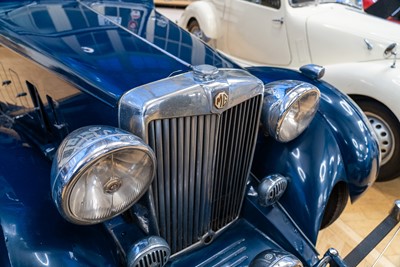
<box><xmin>127</xmin><ymin>236</ymin><xmax>170</xmax><ymax>267</ymax></box>
<box><xmin>258</xmin><ymin>174</ymin><xmax>288</xmax><ymax>207</ymax></box>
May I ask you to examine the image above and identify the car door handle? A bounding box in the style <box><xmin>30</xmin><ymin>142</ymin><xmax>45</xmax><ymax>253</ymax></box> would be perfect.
<box><xmin>272</xmin><ymin>17</ymin><xmax>284</xmax><ymax>24</ymax></box>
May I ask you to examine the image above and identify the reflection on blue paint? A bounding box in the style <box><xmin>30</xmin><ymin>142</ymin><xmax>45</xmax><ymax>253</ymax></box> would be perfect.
<box><xmin>297</xmin><ymin>167</ymin><xmax>306</xmax><ymax>182</ymax></box>
<box><xmin>340</xmin><ymin>100</ymin><xmax>353</xmax><ymax>115</ymax></box>
<box><xmin>291</xmin><ymin>148</ymin><xmax>300</xmax><ymax>159</ymax></box>
<box><xmin>319</xmin><ymin>160</ymin><xmax>326</xmax><ymax>183</ymax></box>
<box><xmin>34</xmin><ymin>252</ymin><xmax>49</xmax><ymax>266</ymax></box>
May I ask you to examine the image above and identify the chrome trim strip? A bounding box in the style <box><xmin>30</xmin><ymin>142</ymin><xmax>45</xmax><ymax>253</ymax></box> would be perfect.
<box><xmin>170</xmin><ymin>216</ymin><xmax>240</xmax><ymax>259</ymax></box>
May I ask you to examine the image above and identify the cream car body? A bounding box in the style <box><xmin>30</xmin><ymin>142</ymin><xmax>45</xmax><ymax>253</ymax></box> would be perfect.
<box><xmin>179</xmin><ymin>0</ymin><xmax>400</xmax><ymax>180</ymax></box>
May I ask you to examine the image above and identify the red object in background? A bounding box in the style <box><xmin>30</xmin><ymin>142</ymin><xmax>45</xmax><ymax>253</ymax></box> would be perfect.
<box><xmin>363</xmin><ymin>0</ymin><xmax>375</xmax><ymax>9</ymax></box>
<box><xmin>363</xmin><ymin>0</ymin><xmax>400</xmax><ymax>22</ymax></box>
<box><xmin>388</xmin><ymin>16</ymin><xmax>400</xmax><ymax>21</ymax></box>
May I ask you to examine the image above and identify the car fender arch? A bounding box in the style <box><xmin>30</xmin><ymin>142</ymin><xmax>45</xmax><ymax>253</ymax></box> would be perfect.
<box><xmin>178</xmin><ymin>1</ymin><xmax>221</xmax><ymax>39</ymax></box>
<box><xmin>247</xmin><ymin>66</ymin><xmax>379</xmax><ymax>242</ymax></box>
<box><xmin>252</xmin><ymin>113</ymin><xmax>349</xmax><ymax>243</ymax></box>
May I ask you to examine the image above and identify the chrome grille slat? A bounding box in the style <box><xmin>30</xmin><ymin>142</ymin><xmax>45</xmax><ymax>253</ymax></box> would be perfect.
<box><xmin>162</xmin><ymin>119</ymin><xmax>172</xmax><ymax>245</ymax></box>
<box><xmin>188</xmin><ymin>116</ymin><xmax>197</xmax><ymax>247</ymax></box>
<box><xmin>169</xmin><ymin>118</ymin><xmax>178</xmax><ymax>252</ymax></box>
<box><xmin>148</xmin><ymin>95</ymin><xmax>262</xmax><ymax>254</ymax></box>
<box><xmin>193</xmin><ymin>115</ymin><xmax>204</xmax><ymax>242</ymax></box>
<box><xmin>177</xmin><ymin>117</ymin><xmax>184</xmax><ymax>251</ymax></box>
<box><xmin>183</xmin><ymin>116</ymin><xmax>191</xmax><ymax>249</ymax></box>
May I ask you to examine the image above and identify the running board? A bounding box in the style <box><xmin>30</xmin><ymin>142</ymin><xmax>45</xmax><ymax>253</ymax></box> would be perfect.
<box><xmin>315</xmin><ymin>200</ymin><xmax>400</xmax><ymax>267</ymax></box>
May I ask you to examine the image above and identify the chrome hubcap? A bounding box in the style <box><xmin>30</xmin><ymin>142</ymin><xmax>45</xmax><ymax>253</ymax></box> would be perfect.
<box><xmin>366</xmin><ymin>112</ymin><xmax>395</xmax><ymax>166</ymax></box>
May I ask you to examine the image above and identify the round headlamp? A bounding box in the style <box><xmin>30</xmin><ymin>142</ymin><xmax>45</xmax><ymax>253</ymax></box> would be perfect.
<box><xmin>51</xmin><ymin>125</ymin><xmax>156</xmax><ymax>225</ymax></box>
<box><xmin>262</xmin><ymin>80</ymin><xmax>320</xmax><ymax>142</ymax></box>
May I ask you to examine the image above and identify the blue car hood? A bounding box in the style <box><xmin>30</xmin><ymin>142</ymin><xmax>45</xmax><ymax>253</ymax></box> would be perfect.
<box><xmin>0</xmin><ymin>0</ymin><xmax>236</xmax><ymax>105</ymax></box>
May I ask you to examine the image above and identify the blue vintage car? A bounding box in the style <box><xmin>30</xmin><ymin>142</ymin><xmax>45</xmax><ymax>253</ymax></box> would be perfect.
<box><xmin>0</xmin><ymin>0</ymin><xmax>381</xmax><ymax>266</ymax></box>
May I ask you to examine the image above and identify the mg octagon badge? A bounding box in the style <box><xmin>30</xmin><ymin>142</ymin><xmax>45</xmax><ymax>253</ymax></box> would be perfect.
<box><xmin>214</xmin><ymin>91</ymin><xmax>228</xmax><ymax>109</ymax></box>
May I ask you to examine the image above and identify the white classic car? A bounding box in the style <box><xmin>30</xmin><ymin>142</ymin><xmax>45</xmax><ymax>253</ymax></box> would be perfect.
<box><xmin>179</xmin><ymin>0</ymin><xmax>400</xmax><ymax>181</ymax></box>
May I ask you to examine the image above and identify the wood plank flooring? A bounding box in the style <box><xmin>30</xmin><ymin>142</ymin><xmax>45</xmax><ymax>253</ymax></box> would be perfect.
<box><xmin>316</xmin><ymin>178</ymin><xmax>400</xmax><ymax>266</ymax></box>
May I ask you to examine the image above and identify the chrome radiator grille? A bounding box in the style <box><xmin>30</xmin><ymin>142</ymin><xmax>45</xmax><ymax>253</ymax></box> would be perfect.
<box><xmin>148</xmin><ymin>95</ymin><xmax>262</xmax><ymax>253</ymax></box>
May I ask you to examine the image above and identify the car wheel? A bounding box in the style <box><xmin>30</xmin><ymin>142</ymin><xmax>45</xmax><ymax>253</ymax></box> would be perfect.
<box><xmin>320</xmin><ymin>183</ymin><xmax>348</xmax><ymax>229</ymax></box>
<box><xmin>356</xmin><ymin>99</ymin><xmax>400</xmax><ymax>181</ymax></box>
<box><xmin>187</xmin><ymin>19</ymin><xmax>209</xmax><ymax>43</ymax></box>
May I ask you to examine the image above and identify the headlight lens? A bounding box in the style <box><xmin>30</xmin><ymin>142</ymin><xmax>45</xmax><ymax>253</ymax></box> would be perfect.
<box><xmin>262</xmin><ymin>80</ymin><xmax>320</xmax><ymax>142</ymax></box>
<box><xmin>51</xmin><ymin>125</ymin><xmax>155</xmax><ymax>225</ymax></box>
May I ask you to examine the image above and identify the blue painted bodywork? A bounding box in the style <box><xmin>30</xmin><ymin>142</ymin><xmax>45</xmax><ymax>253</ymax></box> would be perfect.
<box><xmin>0</xmin><ymin>126</ymin><xmax>122</xmax><ymax>266</ymax></box>
<box><xmin>247</xmin><ymin>67</ymin><xmax>379</xmax><ymax>242</ymax></box>
<box><xmin>0</xmin><ymin>0</ymin><xmax>235</xmax><ymax>107</ymax></box>
<box><xmin>0</xmin><ymin>0</ymin><xmax>379</xmax><ymax>266</ymax></box>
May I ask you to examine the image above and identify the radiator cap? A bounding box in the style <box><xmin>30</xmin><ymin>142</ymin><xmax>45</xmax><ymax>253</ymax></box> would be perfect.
<box><xmin>193</xmin><ymin>64</ymin><xmax>219</xmax><ymax>82</ymax></box>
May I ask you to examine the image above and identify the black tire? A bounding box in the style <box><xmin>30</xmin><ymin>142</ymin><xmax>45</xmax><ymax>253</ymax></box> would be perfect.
<box><xmin>355</xmin><ymin>99</ymin><xmax>400</xmax><ymax>181</ymax></box>
<box><xmin>320</xmin><ymin>183</ymin><xmax>349</xmax><ymax>229</ymax></box>
<box><xmin>187</xmin><ymin>19</ymin><xmax>209</xmax><ymax>43</ymax></box>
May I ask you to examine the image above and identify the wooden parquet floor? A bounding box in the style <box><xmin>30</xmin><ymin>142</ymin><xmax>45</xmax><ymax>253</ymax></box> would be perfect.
<box><xmin>316</xmin><ymin>178</ymin><xmax>400</xmax><ymax>267</ymax></box>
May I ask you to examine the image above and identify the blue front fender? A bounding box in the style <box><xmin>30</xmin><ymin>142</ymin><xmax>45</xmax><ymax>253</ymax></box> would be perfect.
<box><xmin>248</xmin><ymin>66</ymin><xmax>379</xmax><ymax>243</ymax></box>
<box><xmin>0</xmin><ymin>127</ymin><xmax>122</xmax><ymax>266</ymax></box>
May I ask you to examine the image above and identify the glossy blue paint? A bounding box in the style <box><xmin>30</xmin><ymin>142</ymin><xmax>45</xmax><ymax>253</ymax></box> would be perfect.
<box><xmin>253</xmin><ymin>113</ymin><xmax>347</xmax><ymax>243</ymax></box>
<box><xmin>0</xmin><ymin>126</ymin><xmax>122</xmax><ymax>266</ymax></box>
<box><xmin>0</xmin><ymin>0</ymin><xmax>236</xmax><ymax>107</ymax></box>
<box><xmin>248</xmin><ymin>66</ymin><xmax>380</xmax><ymax>242</ymax></box>
<box><xmin>167</xmin><ymin>219</ymin><xmax>284</xmax><ymax>266</ymax></box>
<box><xmin>0</xmin><ymin>1</ymin><xmax>380</xmax><ymax>266</ymax></box>
<box><xmin>242</xmin><ymin>175</ymin><xmax>320</xmax><ymax>267</ymax></box>
<box><xmin>247</xmin><ymin>66</ymin><xmax>379</xmax><ymax>191</ymax></box>
<box><xmin>168</xmin><ymin>174</ymin><xmax>322</xmax><ymax>266</ymax></box>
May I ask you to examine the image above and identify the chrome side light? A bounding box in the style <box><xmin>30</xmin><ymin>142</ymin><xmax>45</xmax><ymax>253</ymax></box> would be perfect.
<box><xmin>262</xmin><ymin>80</ymin><xmax>320</xmax><ymax>143</ymax></box>
<box><xmin>258</xmin><ymin>174</ymin><xmax>288</xmax><ymax>207</ymax></box>
<box><xmin>51</xmin><ymin>125</ymin><xmax>156</xmax><ymax>225</ymax></box>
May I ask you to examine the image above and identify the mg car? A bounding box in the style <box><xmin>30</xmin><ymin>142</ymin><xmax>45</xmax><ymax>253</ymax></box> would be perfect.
<box><xmin>0</xmin><ymin>0</ymin><xmax>383</xmax><ymax>266</ymax></box>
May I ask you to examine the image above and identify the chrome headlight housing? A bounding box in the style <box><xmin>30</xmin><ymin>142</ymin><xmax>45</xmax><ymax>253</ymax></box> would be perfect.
<box><xmin>51</xmin><ymin>125</ymin><xmax>156</xmax><ymax>225</ymax></box>
<box><xmin>262</xmin><ymin>80</ymin><xmax>320</xmax><ymax>142</ymax></box>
